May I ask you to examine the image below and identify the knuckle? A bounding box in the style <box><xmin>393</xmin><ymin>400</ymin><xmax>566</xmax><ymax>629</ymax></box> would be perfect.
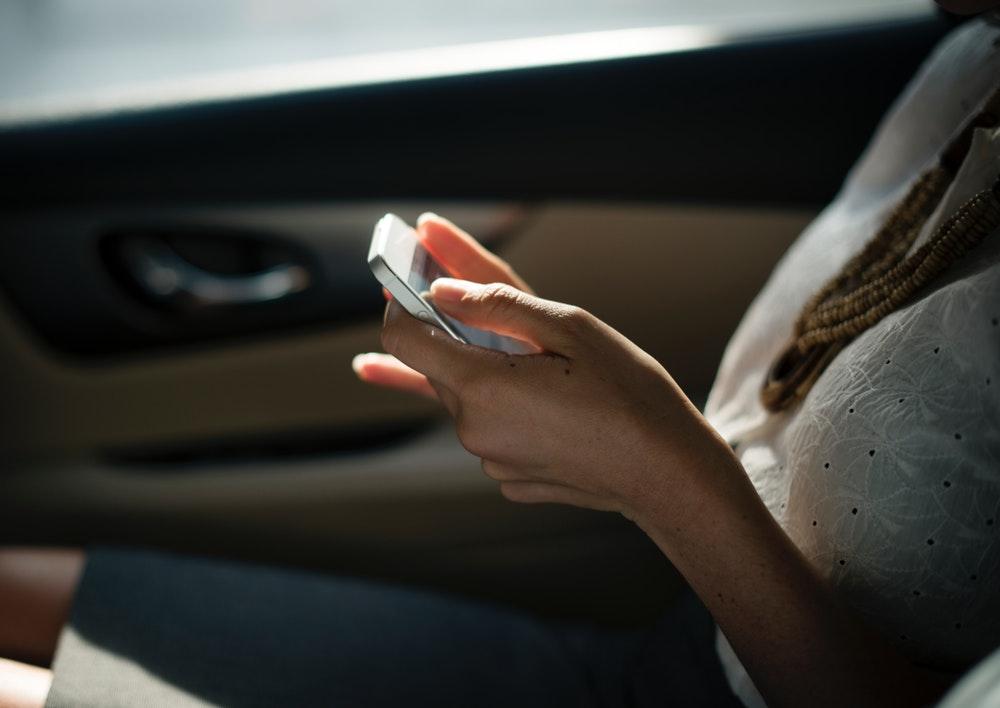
<box><xmin>558</xmin><ymin>305</ymin><xmax>594</xmax><ymax>335</ymax></box>
<box><xmin>481</xmin><ymin>281</ymin><xmax>517</xmax><ymax>299</ymax></box>
<box><xmin>480</xmin><ymin>282</ymin><xmax>520</xmax><ymax>308</ymax></box>
<box><xmin>562</xmin><ymin>304</ymin><xmax>590</xmax><ymax>325</ymax></box>
<box><xmin>478</xmin><ymin>282</ymin><xmax>527</xmax><ymax>324</ymax></box>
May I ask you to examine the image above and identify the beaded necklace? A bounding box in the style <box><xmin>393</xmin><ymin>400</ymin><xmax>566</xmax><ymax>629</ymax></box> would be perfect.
<box><xmin>761</xmin><ymin>85</ymin><xmax>1000</xmax><ymax>412</ymax></box>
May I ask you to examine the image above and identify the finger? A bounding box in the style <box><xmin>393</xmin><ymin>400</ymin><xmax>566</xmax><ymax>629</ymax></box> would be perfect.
<box><xmin>480</xmin><ymin>459</ymin><xmax>536</xmax><ymax>483</ymax></box>
<box><xmin>382</xmin><ymin>287</ymin><xmax>393</xmax><ymax>302</ymax></box>
<box><xmin>429</xmin><ymin>279</ymin><xmax>583</xmax><ymax>352</ymax></box>
<box><xmin>498</xmin><ymin>482</ymin><xmax>621</xmax><ymax>512</ymax></box>
<box><xmin>352</xmin><ymin>353</ymin><xmax>437</xmax><ymax>400</ymax></box>
<box><xmin>381</xmin><ymin>300</ymin><xmax>498</xmax><ymax>388</ymax></box>
<box><xmin>417</xmin><ymin>213</ymin><xmax>533</xmax><ymax>294</ymax></box>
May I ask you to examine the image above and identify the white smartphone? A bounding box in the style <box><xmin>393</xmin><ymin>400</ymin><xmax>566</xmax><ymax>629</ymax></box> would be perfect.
<box><xmin>368</xmin><ymin>214</ymin><xmax>531</xmax><ymax>354</ymax></box>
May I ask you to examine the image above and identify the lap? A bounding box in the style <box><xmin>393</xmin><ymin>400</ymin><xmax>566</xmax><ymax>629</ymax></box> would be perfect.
<box><xmin>45</xmin><ymin>548</ymin><xmax>737</xmax><ymax>708</ymax></box>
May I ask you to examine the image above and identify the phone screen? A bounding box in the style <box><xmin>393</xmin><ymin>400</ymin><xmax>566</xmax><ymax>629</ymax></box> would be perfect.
<box><xmin>407</xmin><ymin>240</ymin><xmax>527</xmax><ymax>353</ymax></box>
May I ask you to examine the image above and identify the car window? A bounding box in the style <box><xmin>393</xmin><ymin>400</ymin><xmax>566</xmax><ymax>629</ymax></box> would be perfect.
<box><xmin>0</xmin><ymin>0</ymin><xmax>929</xmax><ymax>124</ymax></box>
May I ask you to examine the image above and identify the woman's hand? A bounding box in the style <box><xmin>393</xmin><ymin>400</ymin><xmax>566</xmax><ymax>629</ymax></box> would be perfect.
<box><xmin>369</xmin><ymin>275</ymin><xmax>731</xmax><ymax>521</ymax></box>
<box><xmin>352</xmin><ymin>213</ymin><xmax>733</xmax><ymax>519</ymax></box>
<box><xmin>352</xmin><ymin>216</ymin><xmax>948</xmax><ymax>708</ymax></box>
<box><xmin>352</xmin><ymin>217</ymin><xmax>955</xmax><ymax>708</ymax></box>
<box><xmin>369</xmin><ymin>277</ymin><xmax>951</xmax><ymax>708</ymax></box>
<box><xmin>352</xmin><ymin>213</ymin><xmax>533</xmax><ymax>401</ymax></box>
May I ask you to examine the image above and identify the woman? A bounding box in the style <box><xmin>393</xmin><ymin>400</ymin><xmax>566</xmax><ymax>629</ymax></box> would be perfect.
<box><xmin>2</xmin><ymin>2</ymin><xmax>998</xmax><ymax>706</ymax></box>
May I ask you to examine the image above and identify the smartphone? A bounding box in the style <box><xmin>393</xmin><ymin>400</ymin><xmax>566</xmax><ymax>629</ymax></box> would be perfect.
<box><xmin>368</xmin><ymin>214</ymin><xmax>531</xmax><ymax>354</ymax></box>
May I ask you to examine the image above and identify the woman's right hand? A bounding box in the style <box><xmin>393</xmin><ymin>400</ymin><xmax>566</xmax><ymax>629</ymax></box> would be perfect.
<box><xmin>352</xmin><ymin>212</ymin><xmax>534</xmax><ymax>400</ymax></box>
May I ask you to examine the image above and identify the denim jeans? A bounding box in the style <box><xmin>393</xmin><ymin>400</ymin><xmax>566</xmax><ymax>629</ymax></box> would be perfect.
<box><xmin>46</xmin><ymin>548</ymin><xmax>741</xmax><ymax>708</ymax></box>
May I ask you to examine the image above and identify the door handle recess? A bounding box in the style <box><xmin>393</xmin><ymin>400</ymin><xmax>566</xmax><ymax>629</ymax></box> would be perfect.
<box><xmin>119</xmin><ymin>235</ymin><xmax>311</xmax><ymax>310</ymax></box>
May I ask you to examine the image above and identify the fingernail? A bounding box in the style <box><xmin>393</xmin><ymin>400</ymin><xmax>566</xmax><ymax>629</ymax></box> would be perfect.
<box><xmin>417</xmin><ymin>212</ymin><xmax>439</xmax><ymax>226</ymax></box>
<box><xmin>430</xmin><ymin>278</ymin><xmax>480</xmax><ymax>302</ymax></box>
<box><xmin>351</xmin><ymin>353</ymin><xmax>372</xmax><ymax>376</ymax></box>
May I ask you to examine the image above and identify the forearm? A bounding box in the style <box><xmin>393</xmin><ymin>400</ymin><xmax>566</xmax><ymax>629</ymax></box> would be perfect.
<box><xmin>631</xmin><ymin>429</ymin><xmax>950</xmax><ymax>708</ymax></box>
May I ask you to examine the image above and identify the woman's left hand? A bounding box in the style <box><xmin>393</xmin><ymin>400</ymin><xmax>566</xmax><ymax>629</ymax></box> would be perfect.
<box><xmin>371</xmin><ymin>278</ymin><xmax>731</xmax><ymax>521</ymax></box>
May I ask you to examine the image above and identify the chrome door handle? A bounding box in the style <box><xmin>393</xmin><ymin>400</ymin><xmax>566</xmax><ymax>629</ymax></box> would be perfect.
<box><xmin>120</xmin><ymin>235</ymin><xmax>311</xmax><ymax>309</ymax></box>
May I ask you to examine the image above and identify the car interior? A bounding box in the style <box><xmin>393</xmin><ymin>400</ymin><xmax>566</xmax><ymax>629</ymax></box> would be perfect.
<box><xmin>0</xmin><ymin>0</ymin><xmax>960</xmax><ymax>634</ymax></box>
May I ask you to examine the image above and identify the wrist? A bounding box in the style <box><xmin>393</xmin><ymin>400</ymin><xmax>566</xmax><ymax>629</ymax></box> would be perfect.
<box><xmin>626</xmin><ymin>416</ymin><xmax>752</xmax><ymax>543</ymax></box>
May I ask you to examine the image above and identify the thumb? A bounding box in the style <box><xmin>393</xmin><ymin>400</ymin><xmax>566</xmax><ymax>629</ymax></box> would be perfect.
<box><xmin>429</xmin><ymin>278</ymin><xmax>584</xmax><ymax>351</ymax></box>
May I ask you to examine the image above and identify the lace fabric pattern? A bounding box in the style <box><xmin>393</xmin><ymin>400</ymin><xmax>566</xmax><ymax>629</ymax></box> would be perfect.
<box><xmin>705</xmin><ymin>17</ymin><xmax>1000</xmax><ymax>706</ymax></box>
<box><xmin>784</xmin><ymin>259</ymin><xmax>1000</xmax><ymax>667</ymax></box>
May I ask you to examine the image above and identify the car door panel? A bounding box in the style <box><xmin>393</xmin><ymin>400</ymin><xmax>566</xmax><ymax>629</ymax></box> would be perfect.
<box><xmin>0</xmin><ymin>15</ymin><xmax>947</xmax><ymax>622</ymax></box>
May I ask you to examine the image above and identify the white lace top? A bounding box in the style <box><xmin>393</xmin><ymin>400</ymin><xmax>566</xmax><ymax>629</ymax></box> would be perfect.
<box><xmin>703</xmin><ymin>16</ymin><xmax>1000</xmax><ymax>707</ymax></box>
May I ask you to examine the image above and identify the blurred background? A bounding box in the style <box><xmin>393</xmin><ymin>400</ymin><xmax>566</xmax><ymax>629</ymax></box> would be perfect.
<box><xmin>1</xmin><ymin>0</ymin><xmax>928</xmax><ymax>122</ymax></box>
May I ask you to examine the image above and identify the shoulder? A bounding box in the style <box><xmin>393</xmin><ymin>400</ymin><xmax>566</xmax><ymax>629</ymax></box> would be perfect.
<box><xmin>841</xmin><ymin>17</ymin><xmax>1000</xmax><ymax>203</ymax></box>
